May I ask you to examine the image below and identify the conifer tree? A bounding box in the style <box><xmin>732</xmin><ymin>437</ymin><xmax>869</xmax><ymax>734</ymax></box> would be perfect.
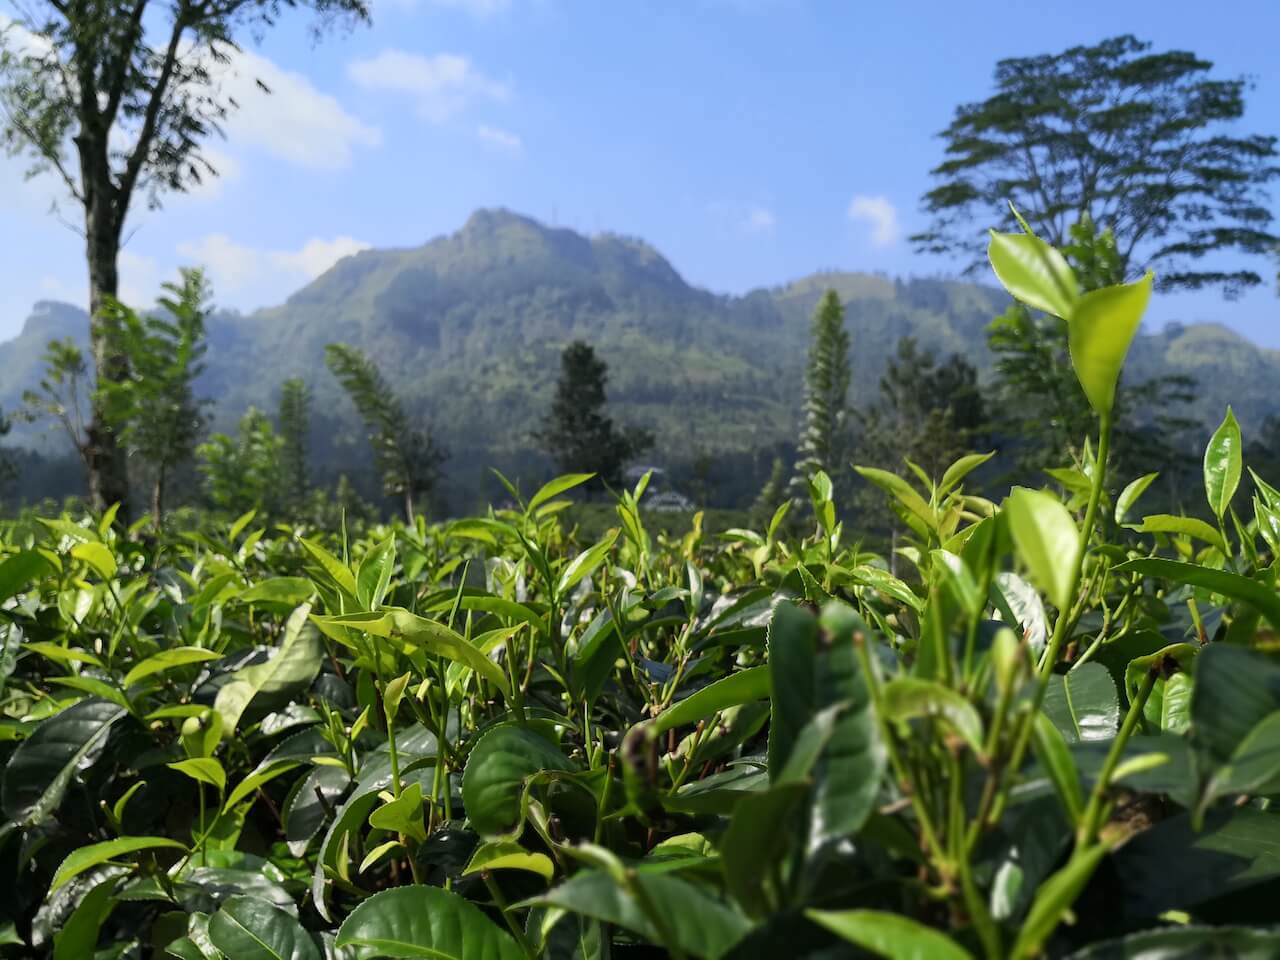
<box><xmin>325</xmin><ymin>344</ymin><xmax>446</xmax><ymax>522</ymax></box>
<box><xmin>790</xmin><ymin>291</ymin><xmax>851</xmax><ymax>499</ymax></box>
<box><xmin>536</xmin><ymin>341</ymin><xmax>653</xmax><ymax>490</ymax></box>
<box><xmin>277</xmin><ymin>378</ymin><xmax>312</xmax><ymax>512</ymax></box>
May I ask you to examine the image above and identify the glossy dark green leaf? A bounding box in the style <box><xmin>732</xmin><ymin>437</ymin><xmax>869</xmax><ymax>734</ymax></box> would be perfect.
<box><xmin>208</xmin><ymin>896</ymin><xmax>321</xmax><ymax>960</ymax></box>
<box><xmin>1191</xmin><ymin>644</ymin><xmax>1280</xmax><ymax>769</ymax></box>
<box><xmin>50</xmin><ymin>835</ymin><xmax>187</xmax><ymax>893</ymax></box>
<box><xmin>461</xmin><ymin>722</ymin><xmax>574</xmax><ymax>837</ymax></box>
<box><xmin>214</xmin><ymin>604</ymin><xmax>322</xmax><ymax>736</ymax></box>
<box><xmin>1</xmin><ymin>698</ymin><xmax>126</xmax><ymax>825</ymax></box>
<box><xmin>52</xmin><ymin>871</ymin><xmax>120</xmax><ymax>960</ymax></box>
<box><xmin>1205</xmin><ymin>406</ymin><xmax>1243</xmax><ymax>520</ymax></box>
<box><xmin>0</xmin><ymin>550</ymin><xmax>51</xmax><ymax>605</ymax></box>
<box><xmin>1065</xmin><ymin>926</ymin><xmax>1280</xmax><ymax>959</ymax></box>
<box><xmin>335</xmin><ymin>886</ymin><xmax>524</xmax><ymax>959</ymax></box>
<box><xmin>767</xmin><ymin>602</ymin><xmax>885</xmax><ymax>845</ymax></box>
<box><xmin>1115</xmin><ymin>559</ymin><xmax>1280</xmax><ymax>630</ymax></box>
<box><xmin>650</xmin><ymin>666</ymin><xmax>770</xmax><ymax>736</ymax></box>
<box><xmin>1113</xmin><ymin>808</ymin><xmax>1280</xmax><ymax>919</ymax></box>
<box><xmin>530</xmin><ymin>868</ymin><xmax>750</xmax><ymax>959</ymax></box>
<box><xmin>720</xmin><ymin>783</ymin><xmax>806</xmax><ymax>917</ymax></box>
<box><xmin>1043</xmin><ymin>664</ymin><xmax>1120</xmax><ymax>743</ymax></box>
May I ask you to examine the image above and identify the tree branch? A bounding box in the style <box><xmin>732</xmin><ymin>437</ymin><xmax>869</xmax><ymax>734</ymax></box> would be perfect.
<box><xmin>115</xmin><ymin>11</ymin><xmax>186</xmax><ymax>214</ymax></box>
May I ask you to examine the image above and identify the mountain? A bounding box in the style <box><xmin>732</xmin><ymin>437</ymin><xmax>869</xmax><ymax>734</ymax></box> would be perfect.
<box><xmin>4</xmin><ymin>208</ymin><xmax>1280</xmax><ymax>507</ymax></box>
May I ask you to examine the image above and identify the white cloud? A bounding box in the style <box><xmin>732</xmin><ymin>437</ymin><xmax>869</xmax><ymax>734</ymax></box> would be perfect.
<box><xmin>848</xmin><ymin>194</ymin><xmax>901</xmax><ymax>248</ymax></box>
<box><xmin>213</xmin><ymin>48</ymin><xmax>381</xmax><ymax>169</ymax></box>
<box><xmin>741</xmin><ymin>206</ymin><xmax>776</xmax><ymax>235</ymax></box>
<box><xmin>119</xmin><ymin>249</ymin><xmax>162</xmax><ymax>306</ymax></box>
<box><xmin>476</xmin><ymin>124</ymin><xmax>522</xmax><ymax>151</ymax></box>
<box><xmin>347</xmin><ymin>50</ymin><xmax>509</xmax><ymax>123</ymax></box>
<box><xmin>272</xmin><ymin>236</ymin><xmax>373</xmax><ymax>278</ymax></box>
<box><xmin>177</xmin><ymin>233</ymin><xmax>371</xmax><ymax>301</ymax></box>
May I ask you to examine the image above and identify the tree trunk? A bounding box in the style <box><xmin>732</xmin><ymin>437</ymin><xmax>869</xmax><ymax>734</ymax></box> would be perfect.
<box><xmin>152</xmin><ymin>464</ymin><xmax>166</xmax><ymax>530</ymax></box>
<box><xmin>404</xmin><ymin>489</ymin><xmax>416</xmax><ymax>525</ymax></box>
<box><xmin>84</xmin><ymin>195</ymin><xmax>132</xmax><ymax>521</ymax></box>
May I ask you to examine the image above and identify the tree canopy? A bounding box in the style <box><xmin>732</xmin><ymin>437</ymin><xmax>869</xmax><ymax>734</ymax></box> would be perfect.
<box><xmin>536</xmin><ymin>340</ymin><xmax>652</xmax><ymax>490</ymax></box>
<box><xmin>915</xmin><ymin>35</ymin><xmax>1280</xmax><ymax>296</ymax></box>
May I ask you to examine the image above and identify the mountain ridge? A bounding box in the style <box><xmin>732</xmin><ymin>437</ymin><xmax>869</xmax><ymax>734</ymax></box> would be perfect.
<box><xmin>3</xmin><ymin>208</ymin><xmax>1279</xmax><ymax>505</ymax></box>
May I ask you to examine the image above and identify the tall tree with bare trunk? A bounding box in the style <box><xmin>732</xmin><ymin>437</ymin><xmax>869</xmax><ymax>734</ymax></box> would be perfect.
<box><xmin>0</xmin><ymin>0</ymin><xmax>369</xmax><ymax>519</ymax></box>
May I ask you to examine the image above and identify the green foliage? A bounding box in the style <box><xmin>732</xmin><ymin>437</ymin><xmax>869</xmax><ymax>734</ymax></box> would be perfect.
<box><xmin>4</xmin><ymin>228</ymin><xmax>1280</xmax><ymax>960</ymax></box>
<box><xmin>98</xmin><ymin>270</ymin><xmax>211</xmax><ymax>525</ymax></box>
<box><xmin>277</xmin><ymin>377</ymin><xmax>312</xmax><ymax>514</ymax></box>
<box><xmin>536</xmin><ymin>340</ymin><xmax>653</xmax><ymax>490</ymax></box>
<box><xmin>197</xmin><ymin>407</ymin><xmax>284</xmax><ymax>517</ymax></box>
<box><xmin>791</xmin><ymin>290</ymin><xmax>851</xmax><ymax>498</ymax></box>
<box><xmin>916</xmin><ymin>34</ymin><xmax>1280</xmax><ymax>296</ymax></box>
<box><xmin>858</xmin><ymin>336</ymin><xmax>987</xmax><ymax>482</ymax></box>
<box><xmin>987</xmin><ymin>216</ymin><xmax>1198</xmax><ymax>482</ymax></box>
<box><xmin>326</xmin><ymin>343</ymin><xmax>447</xmax><ymax>522</ymax></box>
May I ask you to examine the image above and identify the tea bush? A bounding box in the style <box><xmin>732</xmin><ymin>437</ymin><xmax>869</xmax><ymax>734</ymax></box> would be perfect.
<box><xmin>4</xmin><ymin>225</ymin><xmax>1280</xmax><ymax>959</ymax></box>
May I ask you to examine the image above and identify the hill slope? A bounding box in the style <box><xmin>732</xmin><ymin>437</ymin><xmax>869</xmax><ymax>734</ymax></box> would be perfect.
<box><xmin>4</xmin><ymin>209</ymin><xmax>1279</xmax><ymax>502</ymax></box>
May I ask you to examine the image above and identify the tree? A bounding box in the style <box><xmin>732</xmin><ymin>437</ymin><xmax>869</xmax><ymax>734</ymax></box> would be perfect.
<box><xmin>859</xmin><ymin>336</ymin><xmax>988</xmax><ymax>481</ymax></box>
<box><xmin>277</xmin><ymin>377</ymin><xmax>311</xmax><ymax>512</ymax></box>
<box><xmin>914</xmin><ymin>35</ymin><xmax>1279</xmax><ymax>297</ymax></box>
<box><xmin>197</xmin><ymin>407</ymin><xmax>283</xmax><ymax>517</ymax></box>
<box><xmin>986</xmin><ymin>217</ymin><xmax>1197</xmax><ymax>485</ymax></box>
<box><xmin>0</xmin><ymin>0</ymin><xmax>370</xmax><ymax>518</ymax></box>
<box><xmin>98</xmin><ymin>269</ymin><xmax>209</xmax><ymax>525</ymax></box>
<box><xmin>790</xmin><ymin>291</ymin><xmax>851</xmax><ymax>498</ymax></box>
<box><xmin>0</xmin><ymin>406</ymin><xmax>15</xmax><ymax>502</ymax></box>
<box><xmin>22</xmin><ymin>337</ymin><xmax>92</xmax><ymax>489</ymax></box>
<box><xmin>325</xmin><ymin>343</ymin><xmax>446</xmax><ymax>522</ymax></box>
<box><xmin>536</xmin><ymin>340</ymin><xmax>653</xmax><ymax>490</ymax></box>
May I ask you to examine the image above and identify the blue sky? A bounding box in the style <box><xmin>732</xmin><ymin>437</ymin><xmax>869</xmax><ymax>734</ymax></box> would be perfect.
<box><xmin>1</xmin><ymin>0</ymin><xmax>1277</xmax><ymax>344</ymax></box>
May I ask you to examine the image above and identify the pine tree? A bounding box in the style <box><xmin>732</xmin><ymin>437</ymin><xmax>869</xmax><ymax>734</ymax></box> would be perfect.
<box><xmin>750</xmin><ymin>456</ymin><xmax>788</xmax><ymax>528</ymax></box>
<box><xmin>536</xmin><ymin>341</ymin><xmax>653</xmax><ymax>490</ymax></box>
<box><xmin>325</xmin><ymin>344</ymin><xmax>446</xmax><ymax>522</ymax></box>
<box><xmin>790</xmin><ymin>291</ymin><xmax>851</xmax><ymax>499</ymax></box>
<box><xmin>277</xmin><ymin>378</ymin><xmax>312</xmax><ymax>512</ymax></box>
<box><xmin>859</xmin><ymin>337</ymin><xmax>987</xmax><ymax>482</ymax></box>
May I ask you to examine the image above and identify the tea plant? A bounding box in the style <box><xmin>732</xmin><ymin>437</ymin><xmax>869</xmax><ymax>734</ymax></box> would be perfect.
<box><xmin>4</xmin><ymin>221</ymin><xmax>1280</xmax><ymax>958</ymax></box>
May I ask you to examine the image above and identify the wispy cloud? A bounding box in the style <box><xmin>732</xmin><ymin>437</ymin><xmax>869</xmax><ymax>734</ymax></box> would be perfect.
<box><xmin>347</xmin><ymin>50</ymin><xmax>509</xmax><ymax>123</ymax></box>
<box><xmin>177</xmin><ymin>234</ymin><xmax>371</xmax><ymax>303</ymax></box>
<box><xmin>848</xmin><ymin>194</ymin><xmax>901</xmax><ymax>248</ymax></box>
<box><xmin>741</xmin><ymin>206</ymin><xmax>776</xmax><ymax>235</ymax></box>
<box><xmin>476</xmin><ymin>124</ymin><xmax>523</xmax><ymax>151</ymax></box>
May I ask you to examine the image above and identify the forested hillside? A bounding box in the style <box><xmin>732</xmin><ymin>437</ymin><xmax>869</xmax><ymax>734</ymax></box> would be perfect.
<box><xmin>4</xmin><ymin>208</ymin><xmax>1278</xmax><ymax>507</ymax></box>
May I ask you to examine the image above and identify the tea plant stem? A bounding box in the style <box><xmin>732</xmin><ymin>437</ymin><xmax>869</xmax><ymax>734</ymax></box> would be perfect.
<box><xmin>482</xmin><ymin>872</ymin><xmax>537</xmax><ymax>959</ymax></box>
<box><xmin>1077</xmin><ymin>667</ymin><xmax>1157</xmax><ymax>846</ymax></box>
<box><xmin>853</xmin><ymin>632</ymin><xmax>948</xmax><ymax>873</ymax></box>
<box><xmin>990</xmin><ymin>416</ymin><xmax>1113</xmax><ymax>827</ymax></box>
